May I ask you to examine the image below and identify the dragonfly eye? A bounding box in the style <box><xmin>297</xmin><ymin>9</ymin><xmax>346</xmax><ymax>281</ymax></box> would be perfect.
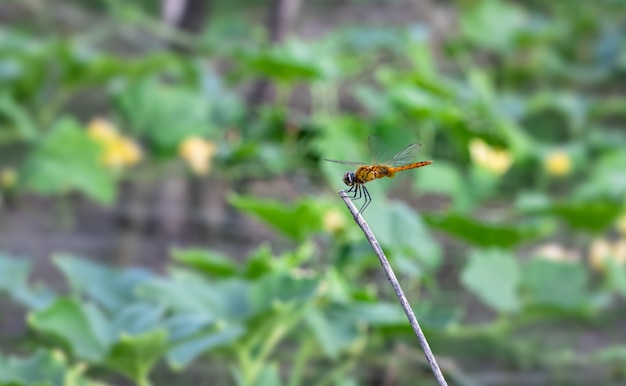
<box><xmin>342</xmin><ymin>171</ymin><xmax>355</xmax><ymax>186</ymax></box>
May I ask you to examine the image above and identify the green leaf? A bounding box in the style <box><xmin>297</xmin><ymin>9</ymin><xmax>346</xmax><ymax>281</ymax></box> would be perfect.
<box><xmin>425</xmin><ymin>212</ymin><xmax>543</xmax><ymax>248</ymax></box>
<box><xmin>250</xmin><ymin>364</ymin><xmax>284</xmax><ymax>386</ymax></box>
<box><xmin>0</xmin><ymin>92</ymin><xmax>37</xmax><ymax>140</ymax></box>
<box><xmin>0</xmin><ymin>31</ymin><xmax>47</xmax><ymax>99</ymax></box>
<box><xmin>228</xmin><ymin>195</ymin><xmax>324</xmax><ymax>242</ymax></box>
<box><xmin>367</xmin><ymin>202</ymin><xmax>442</xmax><ymax>271</ymax></box>
<box><xmin>105</xmin><ymin>330</ymin><xmax>168</xmax><ymax>385</ymax></box>
<box><xmin>344</xmin><ymin>302</ymin><xmax>406</xmax><ymax>327</ymax></box>
<box><xmin>54</xmin><ymin>254</ymin><xmax>152</xmax><ymax>312</ymax></box>
<box><xmin>238</xmin><ymin>40</ymin><xmax>330</xmax><ymax>84</ymax></box>
<box><xmin>277</xmin><ymin>242</ymin><xmax>316</xmax><ymax>269</ymax></box>
<box><xmin>0</xmin><ymin>253</ymin><xmax>54</xmax><ymax>310</ymax></box>
<box><xmin>58</xmin><ymin>43</ymin><xmax>185</xmax><ymax>88</ymax></box>
<box><xmin>0</xmin><ymin>350</ymin><xmax>93</xmax><ymax>386</ymax></box>
<box><xmin>460</xmin><ymin>0</ymin><xmax>526</xmax><ymax>52</ymax></box>
<box><xmin>138</xmin><ymin>272</ymin><xmax>252</xmax><ymax>321</ymax></box>
<box><xmin>333</xmin><ymin>379</ymin><xmax>359</xmax><ymax>386</ymax></box>
<box><xmin>413</xmin><ymin>300</ymin><xmax>463</xmax><ymax>329</ymax></box>
<box><xmin>0</xmin><ymin>253</ymin><xmax>30</xmax><ymax>290</ymax></box>
<box><xmin>21</xmin><ymin>118</ymin><xmax>116</xmax><ymax>204</ymax></box>
<box><xmin>517</xmin><ymin>195</ymin><xmax>621</xmax><ymax>234</ymax></box>
<box><xmin>461</xmin><ymin>249</ymin><xmax>521</xmax><ymax>312</ymax></box>
<box><xmin>167</xmin><ymin>325</ymin><xmax>244</xmax><ymax>369</ymax></box>
<box><xmin>305</xmin><ymin>308</ymin><xmax>361</xmax><ymax>360</ymax></box>
<box><xmin>249</xmin><ymin>273</ymin><xmax>319</xmax><ymax>314</ymax></box>
<box><xmin>514</xmin><ymin>191</ymin><xmax>552</xmax><ymax>212</ymax></box>
<box><xmin>162</xmin><ymin>313</ymin><xmax>214</xmax><ymax>342</ymax></box>
<box><xmin>545</xmin><ymin>200</ymin><xmax>622</xmax><ymax>233</ymax></box>
<box><xmin>172</xmin><ymin>248</ymin><xmax>238</xmax><ymax>277</ymax></box>
<box><xmin>607</xmin><ymin>258</ymin><xmax>626</xmax><ymax>299</ymax></box>
<box><xmin>112</xmin><ymin>302</ymin><xmax>165</xmax><ymax>336</ymax></box>
<box><xmin>354</xmin><ymin>85</ymin><xmax>395</xmax><ymax>119</ymax></box>
<box><xmin>28</xmin><ymin>298</ymin><xmax>110</xmax><ymax>361</ymax></box>
<box><xmin>575</xmin><ymin>152</ymin><xmax>626</xmax><ymax>201</ymax></box>
<box><xmin>522</xmin><ymin>259</ymin><xmax>589</xmax><ymax>310</ymax></box>
<box><xmin>199</xmin><ymin>67</ymin><xmax>245</xmax><ymax>127</ymax></box>
<box><xmin>320</xmin><ymin>269</ymin><xmax>357</xmax><ymax>303</ymax></box>
<box><xmin>114</xmin><ymin>79</ymin><xmax>212</xmax><ymax>155</ymax></box>
<box><xmin>388</xmin><ymin>85</ymin><xmax>444</xmax><ymax>116</ymax></box>
<box><xmin>415</xmin><ymin>161</ymin><xmax>473</xmax><ymax>212</ymax></box>
<box><xmin>357</xmin><ymin>299</ymin><xmax>460</xmax><ymax>332</ymax></box>
<box><xmin>243</xmin><ymin>244</ymin><xmax>276</xmax><ymax>279</ymax></box>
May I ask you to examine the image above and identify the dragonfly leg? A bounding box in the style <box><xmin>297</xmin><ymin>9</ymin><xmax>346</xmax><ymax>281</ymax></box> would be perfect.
<box><xmin>346</xmin><ymin>184</ymin><xmax>371</xmax><ymax>212</ymax></box>
<box><xmin>348</xmin><ymin>184</ymin><xmax>362</xmax><ymax>201</ymax></box>
<box><xmin>347</xmin><ymin>184</ymin><xmax>357</xmax><ymax>198</ymax></box>
<box><xmin>354</xmin><ymin>184</ymin><xmax>363</xmax><ymax>201</ymax></box>
<box><xmin>359</xmin><ymin>186</ymin><xmax>371</xmax><ymax>213</ymax></box>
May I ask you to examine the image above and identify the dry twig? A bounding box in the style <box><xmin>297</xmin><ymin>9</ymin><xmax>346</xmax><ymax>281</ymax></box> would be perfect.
<box><xmin>338</xmin><ymin>190</ymin><xmax>448</xmax><ymax>386</ymax></box>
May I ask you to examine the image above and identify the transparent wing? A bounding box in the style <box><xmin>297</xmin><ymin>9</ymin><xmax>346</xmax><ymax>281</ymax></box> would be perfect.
<box><xmin>368</xmin><ymin>135</ymin><xmax>390</xmax><ymax>164</ymax></box>
<box><xmin>324</xmin><ymin>158</ymin><xmax>367</xmax><ymax>166</ymax></box>
<box><xmin>325</xmin><ymin>135</ymin><xmax>421</xmax><ymax>167</ymax></box>
<box><xmin>386</xmin><ymin>143</ymin><xmax>422</xmax><ymax>167</ymax></box>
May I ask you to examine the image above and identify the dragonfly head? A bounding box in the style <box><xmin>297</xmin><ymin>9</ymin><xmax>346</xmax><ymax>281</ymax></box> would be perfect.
<box><xmin>342</xmin><ymin>171</ymin><xmax>356</xmax><ymax>186</ymax></box>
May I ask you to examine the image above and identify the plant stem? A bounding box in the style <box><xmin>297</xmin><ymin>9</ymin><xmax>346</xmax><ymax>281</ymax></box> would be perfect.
<box><xmin>313</xmin><ymin>351</ymin><xmax>357</xmax><ymax>386</ymax></box>
<box><xmin>137</xmin><ymin>375</ymin><xmax>153</xmax><ymax>386</ymax></box>
<box><xmin>338</xmin><ymin>190</ymin><xmax>449</xmax><ymax>386</ymax></box>
<box><xmin>288</xmin><ymin>334</ymin><xmax>315</xmax><ymax>386</ymax></box>
<box><xmin>247</xmin><ymin>304</ymin><xmax>308</xmax><ymax>383</ymax></box>
<box><xmin>234</xmin><ymin>344</ymin><xmax>254</xmax><ymax>385</ymax></box>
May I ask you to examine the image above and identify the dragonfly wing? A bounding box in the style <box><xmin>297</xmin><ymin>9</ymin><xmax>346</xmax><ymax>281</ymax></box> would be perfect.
<box><xmin>368</xmin><ymin>135</ymin><xmax>391</xmax><ymax>163</ymax></box>
<box><xmin>324</xmin><ymin>158</ymin><xmax>367</xmax><ymax>166</ymax></box>
<box><xmin>327</xmin><ymin>136</ymin><xmax>422</xmax><ymax>167</ymax></box>
<box><xmin>386</xmin><ymin>143</ymin><xmax>422</xmax><ymax>167</ymax></box>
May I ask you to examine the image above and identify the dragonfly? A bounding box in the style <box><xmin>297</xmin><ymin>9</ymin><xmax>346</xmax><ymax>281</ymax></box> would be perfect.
<box><xmin>325</xmin><ymin>136</ymin><xmax>433</xmax><ymax>213</ymax></box>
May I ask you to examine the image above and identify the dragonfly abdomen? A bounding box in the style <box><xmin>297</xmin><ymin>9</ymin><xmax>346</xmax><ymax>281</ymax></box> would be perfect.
<box><xmin>392</xmin><ymin>161</ymin><xmax>434</xmax><ymax>172</ymax></box>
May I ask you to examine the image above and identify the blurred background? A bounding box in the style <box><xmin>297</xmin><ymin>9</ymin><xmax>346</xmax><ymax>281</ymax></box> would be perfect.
<box><xmin>1</xmin><ymin>0</ymin><xmax>626</xmax><ymax>385</ymax></box>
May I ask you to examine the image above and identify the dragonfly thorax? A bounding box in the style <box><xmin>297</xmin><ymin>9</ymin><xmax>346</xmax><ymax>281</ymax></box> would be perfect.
<box><xmin>342</xmin><ymin>171</ymin><xmax>356</xmax><ymax>186</ymax></box>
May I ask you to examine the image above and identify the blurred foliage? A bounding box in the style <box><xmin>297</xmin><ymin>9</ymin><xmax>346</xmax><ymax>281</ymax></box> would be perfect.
<box><xmin>2</xmin><ymin>0</ymin><xmax>626</xmax><ymax>385</ymax></box>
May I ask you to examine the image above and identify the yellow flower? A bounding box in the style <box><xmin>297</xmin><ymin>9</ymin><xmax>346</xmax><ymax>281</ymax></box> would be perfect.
<box><xmin>87</xmin><ymin>118</ymin><xmax>142</xmax><ymax>168</ymax></box>
<box><xmin>544</xmin><ymin>150</ymin><xmax>572</xmax><ymax>176</ymax></box>
<box><xmin>469</xmin><ymin>138</ymin><xmax>513</xmax><ymax>176</ymax></box>
<box><xmin>102</xmin><ymin>138</ymin><xmax>142</xmax><ymax>168</ymax></box>
<box><xmin>323</xmin><ymin>209</ymin><xmax>346</xmax><ymax>234</ymax></box>
<box><xmin>179</xmin><ymin>136</ymin><xmax>217</xmax><ymax>175</ymax></box>
<box><xmin>87</xmin><ymin>118</ymin><xmax>118</xmax><ymax>143</ymax></box>
<box><xmin>589</xmin><ymin>238</ymin><xmax>626</xmax><ymax>271</ymax></box>
<box><xmin>0</xmin><ymin>168</ymin><xmax>17</xmax><ymax>188</ymax></box>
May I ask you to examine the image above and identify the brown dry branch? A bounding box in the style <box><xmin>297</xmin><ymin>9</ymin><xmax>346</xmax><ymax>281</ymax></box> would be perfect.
<box><xmin>338</xmin><ymin>190</ymin><xmax>448</xmax><ymax>386</ymax></box>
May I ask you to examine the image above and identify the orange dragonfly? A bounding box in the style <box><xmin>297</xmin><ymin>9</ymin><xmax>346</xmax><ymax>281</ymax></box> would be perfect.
<box><xmin>325</xmin><ymin>136</ymin><xmax>433</xmax><ymax>213</ymax></box>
